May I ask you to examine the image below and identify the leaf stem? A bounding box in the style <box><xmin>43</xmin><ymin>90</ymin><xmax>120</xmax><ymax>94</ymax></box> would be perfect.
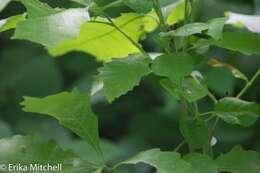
<box><xmin>152</xmin><ymin>0</ymin><xmax>171</xmax><ymax>53</ymax></box>
<box><xmin>208</xmin><ymin>116</ymin><xmax>219</xmax><ymax>142</ymax></box>
<box><xmin>174</xmin><ymin>140</ymin><xmax>186</xmax><ymax>152</ymax></box>
<box><xmin>208</xmin><ymin>91</ymin><xmax>218</xmax><ymax>103</ymax></box>
<box><xmin>236</xmin><ymin>69</ymin><xmax>260</xmax><ymax>98</ymax></box>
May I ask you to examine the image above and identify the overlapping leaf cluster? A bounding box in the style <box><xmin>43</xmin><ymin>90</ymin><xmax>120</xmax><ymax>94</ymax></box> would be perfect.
<box><xmin>0</xmin><ymin>0</ymin><xmax>260</xmax><ymax>173</ymax></box>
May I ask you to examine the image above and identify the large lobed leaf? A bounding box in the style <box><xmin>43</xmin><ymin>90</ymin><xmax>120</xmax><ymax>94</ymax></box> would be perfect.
<box><xmin>117</xmin><ymin>149</ymin><xmax>218</xmax><ymax>173</ymax></box>
<box><xmin>214</xmin><ymin>97</ymin><xmax>260</xmax><ymax>127</ymax></box>
<box><xmin>216</xmin><ymin>145</ymin><xmax>260</xmax><ymax>173</ymax></box>
<box><xmin>49</xmin><ymin>13</ymin><xmax>157</xmax><ymax>61</ymax></box>
<box><xmin>183</xmin><ymin>153</ymin><xmax>218</xmax><ymax>173</ymax></box>
<box><xmin>14</xmin><ymin>8</ymin><xmax>90</xmax><ymax>48</ymax></box>
<box><xmin>98</xmin><ymin>55</ymin><xmax>151</xmax><ymax>102</ymax></box>
<box><xmin>20</xmin><ymin>0</ymin><xmax>60</xmax><ymax>18</ymax></box>
<box><xmin>20</xmin><ymin>89</ymin><xmax>102</xmax><ymax>157</ymax></box>
<box><xmin>118</xmin><ymin>149</ymin><xmax>191</xmax><ymax>173</ymax></box>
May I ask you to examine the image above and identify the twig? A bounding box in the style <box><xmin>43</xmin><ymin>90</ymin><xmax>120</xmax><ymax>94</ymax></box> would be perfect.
<box><xmin>174</xmin><ymin>140</ymin><xmax>186</xmax><ymax>152</ymax></box>
<box><xmin>236</xmin><ymin>69</ymin><xmax>260</xmax><ymax>98</ymax></box>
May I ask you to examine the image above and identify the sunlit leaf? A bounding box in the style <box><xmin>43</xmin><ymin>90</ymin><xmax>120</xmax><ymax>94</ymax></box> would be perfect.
<box><xmin>20</xmin><ymin>0</ymin><xmax>60</xmax><ymax>18</ymax></box>
<box><xmin>14</xmin><ymin>8</ymin><xmax>90</xmax><ymax>47</ymax></box>
<box><xmin>0</xmin><ymin>14</ymin><xmax>25</xmax><ymax>32</ymax></box>
<box><xmin>49</xmin><ymin>13</ymin><xmax>157</xmax><ymax>61</ymax></box>
<box><xmin>165</xmin><ymin>0</ymin><xmax>186</xmax><ymax>25</ymax></box>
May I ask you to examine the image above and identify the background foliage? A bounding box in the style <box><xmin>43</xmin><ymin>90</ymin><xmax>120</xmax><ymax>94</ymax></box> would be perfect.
<box><xmin>0</xmin><ymin>0</ymin><xmax>260</xmax><ymax>173</ymax></box>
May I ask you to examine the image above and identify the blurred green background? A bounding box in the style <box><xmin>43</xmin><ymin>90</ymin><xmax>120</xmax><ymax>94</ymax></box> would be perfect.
<box><xmin>0</xmin><ymin>0</ymin><xmax>260</xmax><ymax>172</ymax></box>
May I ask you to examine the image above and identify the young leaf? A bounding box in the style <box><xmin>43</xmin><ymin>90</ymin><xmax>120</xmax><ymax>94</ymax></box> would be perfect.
<box><xmin>98</xmin><ymin>55</ymin><xmax>151</xmax><ymax>103</ymax></box>
<box><xmin>151</xmin><ymin>53</ymin><xmax>194</xmax><ymax>83</ymax></box>
<box><xmin>208</xmin><ymin>58</ymin><xmax>248</xmax><ymax>81</ymax></box>
<box><xmin>207</xmin><ymin>17</ymin><xmax>227</xmax><ymax>40</ymax></box>
<box><xmin>118</xmin><ymin>149</ymin><xmax>191</xmax><ymax>173</ymax></box>
<box><xmin>211</xmin><ymin>32</ymin><xmax>260</xmax><ymax>55</ymax></box>
<box><xmin>0</xmin><ymin>0</ymin><xmax>11</xmax><ymax>12</ymax></box>
<box><xmin>216</xmin><ymin>145</ymin><xmax>260</xmax><ymax>173</ymax></box>
<box><xmin>49</xmin><ymin>13</ymin><xmax>157</xmax><ymax>61</ymax></box>
<box><xmin>0</xmin><ymin>135</ymin><xmax>95</xmax><ymax>172</ymax></box>
<box><xmin>20</xmin><ymin>89</ymin><xmax>103</xmax><ymax>157</ymax></box>
<box><xmin>0</xmin><ymin>14</ymin><xmax>25</xmax><ymax>32</ymax></box>
<box><xmin>160</xmin><ymin>23</ymin><xmax>208</xmax><ymax>37</ymax></box>
<box><xmin>214</xmin><ymin>97</ymin><xmax>260</xmax><ymax>127</ymax></box>
<box><xmin>165</xmin><ymin>0</ymin><xmax>186</xmax><ymax>26</ymax></box>
<box><xmin>179</xmin><ymin>118</ymin><xmax>209</xmax><ymax>149</ymax></box>
<box><xmin>123</xmin><ymin>0</ymin><xmax>153</xmax><ymax>13</ymax></box>
<box><xmin>14</xmin><ymin>8</ymin><xmax>90</xmax><ymax>47</ymax></box>
<box><xmin>183</xmin><ymin>153</ymin><xmax>218</xmax><ymax>173</ymax></box>
<box><xmin>226</xmin><ymin>11</ymin><xmax>260</xmax><ymax>34</ymax></box>
<box><xmin>20</xmin><ymin>0</ymin><xmax>60</xmax><ymax>18</ymax></box>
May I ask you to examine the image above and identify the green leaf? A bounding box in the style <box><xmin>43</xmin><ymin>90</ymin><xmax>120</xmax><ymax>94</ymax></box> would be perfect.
<box><xmin>161</xmin><ymin>23</ymin><xmax>208</xmax><ymax>37</ymax></box>
<box><xmin>14</xmin><ymin>8</ymin><xmax>90</xmax><ymax>47</ymax></box>
<box><xmin>208</xmin><ymin>58</ymin><xmax>248</xmax><ymax>82</ymax></box>
<box><xmin>92</xmin><ymin>168</ymin><xmax>103</xmax><ymax>173</ymax></box>
<box><xmin>20</xmin><ymin>0</ymin><xmax>59</xmax><ymax>18</ymax></box>
<box><xmin>72</xmin><ymin>0</ymin><xmax>92</xmax><ymax>6</ymax></box>
<box><xmin>211</xmin><ymin>32</ymin><xmax>260</xmax><ymax>55</ymax></box>
<box><xmin>123</xmin><ymin>0</ymin><xmax>153</xmax><ymax>13</ymax></box>
<box><xmin>183</xmin><ymin>153</ymin><xmax>218</xmax><ymax>173</ymax></box>
<box><xmin>151</xmin><ymin>53</ymin><xmax>194</xmax><ymax>83</ymax></box>
<box><xmin>0</xmin><ymin>14</ymin><xmax>25</xmax><ymax>32</ymax></box>
<box><xmin>214</xmin><ymin>97</ymin><xmax>260</xmax><ymax>127</ymax></box>
<box><xmin>118</xmin><ymin>149</ymin><xmax>191</xmax><ymax>173</ymax></box>
<box><xmin>166</xmin><ymin>0</ymin><xmax>186</xmax><ymax>25</ymax></box>
<box><xmin>49</xmin><ymin>13</ymin><xmax>157</xmax><ymax>61</ymax></box>
<box><xmin>0</xmin><ymin>0</ymin><xmax>11</xmax><ymax>12</ymax></box>
<box><xmin>207</xmin><ymin>17</ymin><xmax>227</xmax><ymax>40</ymax></box>
<box><xmin>160</xmin><ymin>73</ymin><xmax>208</xmax><ymax>102</ymax></box>
<box><xmin>20</xmin><ymin>89</ymin><xmax>102</xmax><ymax>157</ymax></box>
<box><xmin>180</xmin><ymin>118</ymin><xmax>209</xmax><ymax>149</ymax></box>
<box><xmin>98</xmin><ymin>55</ymin><xmax>151</xmax><ymax>102</ymax></box>
<box><xmin>0</xmin><ymin>135</ymin><xmax>95</xmax><ymax>172</ymax></box>
<box><xmin>216</xmin><ymin>145</ymin><xmax>260</xmax><ymax>173</ymax></box>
